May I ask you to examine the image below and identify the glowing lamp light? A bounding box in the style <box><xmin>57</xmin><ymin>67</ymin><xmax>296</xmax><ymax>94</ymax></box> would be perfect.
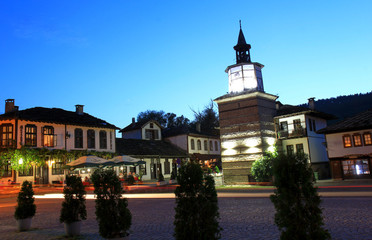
<box><xmin>81</xmin><ymin>170</ymin><xmax>86</xmax><ymax>173</ymax></box>
<box><xmin>18</xmin><ymin>158</ymin><xmax>23</xmax><ymax>165</ymax></box>
<box><xmin>87</xmin><ymin>168</ymin><xmax>91</xmax><ymax>172</ymax></box>
<box><xmin>120</xmin><ymin>166</ymin><xmax>124</xmax><ymax>170</ymax></box>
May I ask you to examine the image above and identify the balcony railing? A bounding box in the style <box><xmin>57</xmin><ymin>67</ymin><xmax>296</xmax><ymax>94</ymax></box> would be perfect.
<box><xmin>278</xmin><ymin>128</ymin><xmax>307</xmax><ymax>139</ymax></box>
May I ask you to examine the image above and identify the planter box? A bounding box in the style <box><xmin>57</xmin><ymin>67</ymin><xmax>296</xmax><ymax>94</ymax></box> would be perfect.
<box><xmin>64</xmin><ymin>221</ymin><xmax>82</xmax><ymax>236</ymax></box>
<box><xmin>17</xmin><ymin>217</ymin><xmax>32</xmax><ymax>231</ymax></box>
<box><xmin>156</xmin><ymin>181</ymin><xmax>167</xmax><ymax>186</ymax></box>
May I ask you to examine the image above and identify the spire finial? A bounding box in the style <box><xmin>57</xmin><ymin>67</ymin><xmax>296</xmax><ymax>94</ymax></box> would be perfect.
<box><xmin>239</xmin><ymin>20</ymin><xmax>241</xmax><ymax>29</ymax></box>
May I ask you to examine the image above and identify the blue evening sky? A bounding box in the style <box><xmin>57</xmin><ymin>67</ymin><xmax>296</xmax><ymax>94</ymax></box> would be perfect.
<box><xmin>1</xmin><ymin>1</ymin><xmax>371</xmax><ymax>129</ymax></box>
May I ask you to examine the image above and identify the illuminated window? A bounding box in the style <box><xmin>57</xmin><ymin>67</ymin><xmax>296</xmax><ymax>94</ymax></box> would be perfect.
<box><xmin>363</xmin><ymin>133</ymin><xmax>372</xmax><ymax>146</ymax></box>
<box><xmin>204</xmin><ymin>140</ymin><xmax>208</xmax><ymax>150</ymax></box>
<box><xmin>296</xmin><ymin>144</ymin><xmax>304</xmax><ymax>154</ymax></box>
<box><xmin>75</xmin><ymin>128</ymin><xmax>83</xmax><ymax>148</ymax></box>
<box><xmin>286</xmin><ymin>145</ymin><xmax>294</xmax><ymax>155</ymax></box>
<box><xmin>197</xmin><ymin>140</ymin><xmax>202</xmax><ymax>150</ymax></box>
<box><xmin>43</xmin><ymin>126</ymin><xmax>55</xmax><ymax>147</ymax></box>
<box><xmin>191</xmin><ymin>139</ymin><xmax>195</xmax><ymax>150</ymax></box>
<box><xmin>52</xmin><ymin>162</ymin><xmax>64</xmax><ymax>175</ymax></box>
<box><xmin>214</xmin><ymin>141</ymin><xmax>218</xmax><ymax>151</ymax></box>
<box><xmin>353</xmin><ymin>134</ymin><xmax>362</xmax><ymax>147</ymax></box>
<box><xmin>342</xmin><ymin>159</ymin><xmax>370</xmax><ymax>176</ymax></box>
<box><xmin>210</xmin><ymin>141</ymin><xmax>213</xmax><ymax>151</ymax></box>
<box><xmin>99</xmin><ymin>130</ymin><xmax>107</xmax><ymax>149</ymax></box>
<box><xmin>87</xmin><ymin>130</ymin><xmax>95</xmax><ymax>149</ymax></box>
<box><xmin>343</xmin><ymin>135</ymin><xmax>352</xmax><ymax>148</ymax></box>
<box><xmin>1</xmin><ymin>124</ymin><xmax>14</xmax><ymax>147</ymax></box>
<box><xmin>25</xmin><ymin>125</ymin><xmax>37</xmax><ymax>147</ymax></box>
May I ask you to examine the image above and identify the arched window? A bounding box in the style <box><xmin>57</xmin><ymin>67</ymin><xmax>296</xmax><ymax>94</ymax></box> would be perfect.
<box><xmin>197</xmin><ymin>140</ymin><xmax>202</xmax><ymax>150</ymax></box>
<box><xmin>75</xmin><ymin>128</ymin><xmax>83</xmax><ymax>148</ymax></box>
<box><xmin>210</xmin><ymin>140</ymin><xmax>213</xmax><ymax>151</ymax></box>
<box><xmin>215</xmin><ymin>141</ymin><xmax>218</xmax><ymax>151</ymax></box>
<box><xmin>191</xmin><ymin>139</ymin><xmax>195</xmax><ymax>150</ymax></box>
<box><xmin>99</xmin><ymin>130</ymin><xmax>107</xmax><ymax>149</ymax></box>
<box><xmin>204</xmin><ymin>140</ymin><xmax>208</xmax><ymax>150</ymax></box>
<box><xmin>87</xmin><ymin>129</ymin><xmax>95</xmax><ymax>149</ymax></box>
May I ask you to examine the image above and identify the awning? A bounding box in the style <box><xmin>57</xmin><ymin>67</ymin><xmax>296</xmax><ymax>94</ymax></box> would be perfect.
<box><xmin>65</xmin><ymin>155</ymin><xmax>110</xmax><ymax>170</ymax></box>
<box><xmin>107</xmin><ymin>155</ymin><xmax>146</xmax><ymax>166</ymax></box>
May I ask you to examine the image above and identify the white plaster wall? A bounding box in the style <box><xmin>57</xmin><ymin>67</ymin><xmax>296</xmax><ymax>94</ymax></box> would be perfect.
<box><xmin>326</xmin><ymin>130</ymin><xmax>372</xmax><ymax>158</ymax></box>
<box><xmin>278</xmin><ymin>115</ymin><xmax>306</xmax><ymax>133</ymax></box>
<box><xmin>308</xmin><ymin>137</ymin><xmax>328</xmax><ymax>163</ymax></box>
<box><xmin>282</xmin><ymin>138</ymin><xmax>309</xmax><ymax>155</ymax></box>
<box><xmin>188</xmin><ymin>136</ymin><xmax>220</xmax><ymax>155</ymax></box>
<box><xmin>305</xmin><ymin>116</ymin><xmax>327</xmax><ymax>137</ymax></box>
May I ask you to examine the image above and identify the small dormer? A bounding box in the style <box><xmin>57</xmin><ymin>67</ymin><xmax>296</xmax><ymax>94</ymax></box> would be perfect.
<box><xmin>120</xmin><ymin>118</ymin><xmax>162</xmax><ymax>140</ymax></box>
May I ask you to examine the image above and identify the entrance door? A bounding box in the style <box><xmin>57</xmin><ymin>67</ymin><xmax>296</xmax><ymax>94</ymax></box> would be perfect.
<box><xmin>331</xmin><ymin>161</ymin><xmax>342</xmax><ymax>179</ymax></box>
<box><xmin>35</xmin><ymin>165</ymin><xmax>49</xmax><ymax>184</ymax></box>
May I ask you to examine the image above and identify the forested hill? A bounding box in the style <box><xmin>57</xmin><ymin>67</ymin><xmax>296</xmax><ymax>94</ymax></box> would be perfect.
<box><xmin>299</xmin><ymin>91</ymin><xmax>372</xmax><ymax>123</ymax></box>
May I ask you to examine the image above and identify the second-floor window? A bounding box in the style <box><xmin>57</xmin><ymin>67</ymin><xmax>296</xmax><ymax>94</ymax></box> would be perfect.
<box><xmin>87</xmin><ymin>129</ymin><xmax>95</xmax><ymax>149</ymax></box>
<box><xmin>353</xmin><ymin>134</ymin><xmax>362</xmax><ymax>147</ymax></box>
<box><xmin>364</xmin><ymin>133</ymin><xmax>372</xmax><ymax>146</ymax></box>
<box><xmin>293</xmin><ymin>119</ymin><xmax>302</xmax><ymax>131</ymax></box>
<box><xmin>145</xmin><ymin>129</ymin><xmax>159</xmax><ymax>140</ymax></box>
<box><xmin>191</xmin><ymin>139</ymin><xmax>195</xmax><ymax>150</ymax></box>
<box><xmin>343</xmin><ymin>135</ymin><xmax>352</xmax><ymax>148</ymax></box>
<box><xmin>75</xmin><ymin>128</ymin><xmax>83</xmax><ymax>148</ymax></box>
<box><xmin>25</xmin><ymin>125</ymin><xmax>37</xmax><ymax>147</ymax></box>
<box><xmin>100</xmin><ymin>130</ymin><xmax>107</xmax><ymax>149</ymax></box>
<box><xmin>1</xmin><ymin>124</ymin><xmax>14</xmax><ymax>147</ymax></box>
<box><xmin>43</xmin><ymin>126</ymin><xmax>55</xmax><ymax>147</ymax></box>
<box><xmin>197</xmin><ymin>140</ymin><xmax>202</xmax><ymax>150</ymax></box>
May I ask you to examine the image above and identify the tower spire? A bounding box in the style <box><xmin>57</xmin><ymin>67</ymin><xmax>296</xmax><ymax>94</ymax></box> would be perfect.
<box><xmin>234</xmin><ymin>21</ymin><xmax>251</xmax><ymax>63</ymax></box>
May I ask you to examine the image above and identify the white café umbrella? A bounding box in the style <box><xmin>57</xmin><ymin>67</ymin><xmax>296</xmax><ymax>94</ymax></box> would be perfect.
<box><xmin>66</xmin><ymin>155</ymin><xmax>109</xmax><ymax>169</ymax></box>
<box><xmin>108</xmin><ymin>155</ymin><xmax>146</xmax><ymax>166</ymax></box>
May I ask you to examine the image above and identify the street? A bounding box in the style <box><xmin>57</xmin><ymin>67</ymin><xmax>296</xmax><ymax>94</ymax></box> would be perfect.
<box><xmin>0</xmin><ymin>190</ymin><xmax>371</xmax><ymax>240</ymax></box>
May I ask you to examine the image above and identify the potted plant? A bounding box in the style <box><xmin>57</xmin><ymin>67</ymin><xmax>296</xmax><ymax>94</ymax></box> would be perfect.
<box><xmin>60</xmin><ymin>175</ymin><xmax>87</xmax><ymax>236</ymax></box>
<box><xmin>91</xmin><ymin>169</ymin><xmax>132</xmax><ymax>238</ymax></box>
<box><xmin>15</xmin><ymin>180</ymin><xmax>36</xmax><ymax>231</ymax></box>
<box><xmin>157</xmin><ymin>172</ymin><xmax>166</xmax><ymax>186</ymax></box>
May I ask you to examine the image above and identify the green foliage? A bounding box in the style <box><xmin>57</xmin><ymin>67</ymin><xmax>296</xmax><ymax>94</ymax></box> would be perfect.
<box><xmin>91</xmin><ymin>169</ymin><xmax>132</xmax><ymax>238</ymax></box>
<box><xmin>214</xmin><ymin>166</ymin><xmax>220</xmax><ymax>174</ymax></box>
<box><xmin>158</xmin><ymin>173</ymin><xmax>164</xmax><ymax>182</ymax></box>
<box><xmin>191</xmin><ymin>100</ymin><xmax>219</xmax><ymax>135</ymax></box>
<box><xmin>174</xmin><ymin>162</ymin><xmax>221</xmax><ymax>240</ymax></box>
<box><xmin>251</xmin><ymin>151</ymin><xmax>277</xmax><ymax>182</ymax></box>
<box><xmin>15</xmin><ymin>181</ymin><xmax>36</xmax><ymax>220</ymax></box>
<box><xmin>0</xmin><ymin>148</ymin><xmax>116</xmax><ymax>177</ymax></box>
<box><xmin>270</xmin><ymin>153</ymin><xmax>331</xmax><ymax>240</ymax></box>
<box><xmin>60</xmin><ymin>175</ymin><xmax>87</xmax><ymax>224</ymax></box>
<box><xmin>137</xmin><ymin>110</ymin><xmax>190</xmax><ymax>128</ymax></box>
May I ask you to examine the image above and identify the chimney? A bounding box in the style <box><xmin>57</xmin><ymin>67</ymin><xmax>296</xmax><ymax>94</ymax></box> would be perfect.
<box><xmin>308</xmin><ymin>97</ymin><xmax>315</xmax><ymax>110</ymax></box>
<box><xmin>5</xmin><ymin>99</ymin><xmax>16</xmax><ymax>113</ymax></box>
<box><xmin>275</xmin><ymin>101</ymin><xmax>282</xmax><ymax>110</ymax></box>
<box><xmin>75</xmin><ymin>105</ymin><xmax>84</xmax><ymax>115</ymax></box>
<box><xmin>196</xmin><ymin>122</ymin><xmax>201</xmax><ymax>133</ymax></box>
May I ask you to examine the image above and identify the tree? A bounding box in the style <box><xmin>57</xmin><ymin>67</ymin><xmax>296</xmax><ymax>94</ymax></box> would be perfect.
<box><xmin>15</xmin><ymin>181</ymin><xmax>36</xmax><ymax>220</ymax></box>
<box><xmin>174</xmin><ymin>162</ymin><xmax>221</xmax><ymax>240</ymax></box>
<box><xmin>137</xmin><ymin>110</ymin><xmax>190</xmax><ymax>129</ymax></box>
<box><xmin>191</xmin><ymin>100</ymin><xmax>219</xmax><ymax>135</ymax></box>
<box><xmin>251</xmin><ymin>151</ymin><xmax>277</xmax><ymax>182</ymax></box>
<box><xmin>270</xmin><ymin>153</ymin><xmax>330</xmax><ymax>240</ymax></box>
<box><xmin>91</xmin><ymin>169</ymin><xmax>132</xmax><ymax>238</ymax></box>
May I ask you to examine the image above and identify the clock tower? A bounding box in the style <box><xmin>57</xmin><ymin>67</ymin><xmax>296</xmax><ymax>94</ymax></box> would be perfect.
<box><xmin>215</xmin><ymin>23</ymin><xmax>277</xmax><ymax>184</ymax></box>
<box><xmin>227</xmin><ymin>22</ymin><xmax>264</xmax><ymax>93</ymax></box>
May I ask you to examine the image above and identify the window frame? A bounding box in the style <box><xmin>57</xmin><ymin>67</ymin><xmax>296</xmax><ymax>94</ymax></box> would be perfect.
<box><xmin>52</xmin><ymin>161</ymin><xmax>65</xmax><ymax>175</ymax></box>
<box><xmin>210</xmin><ymin>140</ymin><xmax>213</xmax><ymax>151</ymax></box>
<box><xmin>197</xmin><ymin>140</ymin><xmax>202</xmax><ymax>150</ymax></box>
<box><xmin>204</xmin><ymin>140</ymin><xmax>208</xmax><ymax>151</ymax></box>
<box><xmin>1</xmin><ymin>124</ymin><xmax>14</xmax><ymax>147</ymax></box>
<box><xmin>191</xmin><ymin>139</ymin><xmax>195</xmax><ymax>150</ymax></box>
<box><xmin>363</xmin><ymin>132</ymin><xmax>372</xmax><ymax>146</ymax></box>
<box><xmin>286</xmin><ymin>145</ymin><xmax>294</xmax><ymax>155</ymax></box>
<box><xmin>25</xmin><ymin>124</ymin><xmax>37</xmax><ymax>147</ymax></box>
<box><xmin>99</xmin><ymin>130</ymin><xmax>107</xmax><ymax>149</ymax></box>
<box><xmin>343</xmin><ymin>135</ymin><xmax>352</xmax><ymax>148</ymax></box>
<box><xmin>74</xmin><ymin>128</ymin><xmax>83</xmax><ymax>149</ymax></box>
<box><xmin>18</xmin><ymin>166</ymin><xmax>34</xmax><ymax>176</ymax></box>
<box><xmin>296</xmin><ymin>143</ymin><xmax>304</xmax><ymax>154</ymax></box>
<box><xmin>87</xmin><ymin>129</ymin><xmax>95</xmax><ymax>149</ymax></box>
<box><xmin>43</xmin><ymin>126</ymin><xmax>55</xmax><ymax>147</ymax></box>
<box><xmin>353</xmin><ymin>134</ymin><xmax>363</xmax><ymax>147</ymax></box>
<box><xmin>164</xmin><ymin>158</ymin><xmax>171</xmax><ymax>174</ymax></box>
<box><xmin>214</xmin><ymin>141</ymin><xmax>218</xmax><ymax>151</ymax></box>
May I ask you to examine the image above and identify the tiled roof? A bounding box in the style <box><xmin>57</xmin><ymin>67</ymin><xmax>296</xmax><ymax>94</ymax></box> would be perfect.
<box><xmin>317</xmin><ymin>109</ymin><xmax>372</xmax><ymax>134</ymax></box>
<box><xmin>162</xmin><ymin>126</ymin><xmax>219</xmax><ymax>138</ymax></box>
<box><xmin>275</xmin><ymin>104</ymin><xmax>335</xmax><ymax>120</ymax></box>
<box><xmin>0</xmin><ymin>107</ymin><xmax>118</xmax><ymax>129</ymax></box>
<box><xmin>115</xmin><ymin>138</ymin><xmax>189</xmax><ymax>157</ymax></box>
<box><xmin>119</xmin><ymin>120</ymin><xmax>161</xmax><ymax>133</ymax></box>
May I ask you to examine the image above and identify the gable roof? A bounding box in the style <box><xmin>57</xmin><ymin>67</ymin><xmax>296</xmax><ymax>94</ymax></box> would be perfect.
<box><xmin>119</xmin><ymin>120</ymin><xmax>162</xmax><ymax>133</ymax></box>
<box><xmin>0</xmin><ymin>107</ymin><xmax>118</xmax><ymax>129</ymax></box>
<box><xmin>275</xmin><ymin>104</ymin><xmax>335</xmax><ymax>120</ymax></box>
<box><xmin>116</xmin><ymin>138</ymin><xmax>188</xmax><ymax>157</ymax></box>
<box><xmin>162</xmin><ymin>126</ymin><xmax>219</xmax><ymax>139</ymax></box>
<box><xmin>317</xmin><ymin>109</ymin><xmax>372</xmax><ymax>134</ymax></box>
